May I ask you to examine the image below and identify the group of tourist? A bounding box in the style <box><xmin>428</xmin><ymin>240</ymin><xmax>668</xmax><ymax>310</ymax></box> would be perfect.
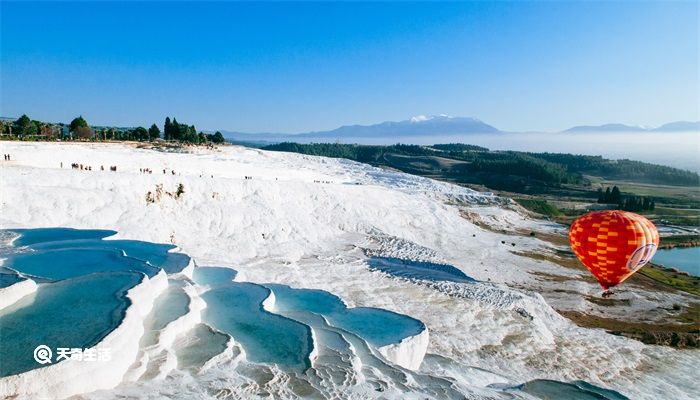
<box><xmin>61</xmin><ymin>162</ymin><xmax>185</xmax><ymax>176</ymax></box>
<box><xmin>3</xmin><ymin>154</ymin><xmax>11</xmax><ymax>161</ymax></box>
<box><xmin>52</xmin><ymin>161</ymin><xmax>309</xmax><ymax>184</ymax></box>
<box><xmin>66</xmin><ymin>162</ymin><xmax>117</xmax><ymax>172</ymax></box>
<box><xmin>70</xmin><ymin>163</ymin><xmax>94</xmax><ymax>171</ymax></box>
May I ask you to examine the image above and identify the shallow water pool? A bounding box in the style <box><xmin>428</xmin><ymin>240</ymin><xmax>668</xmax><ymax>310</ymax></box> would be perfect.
<box><xmin>192</xmin><ymin>266</ymin><xmax>237</xmax><ymax>286</ymax></box>
<box><xmin>266</xmin><ymin>283</ymin><xmax>426</xmax><ymax>347</ymax></box>
<box><xmin>201</xmin><ymin>281</ymin><xmax>315</xmax><ymax>370</ymax></box>
<box><xmin>6</xmin><ymin>248</ymin><xmax>159</xmax><ymax>280</ymax></box>
<box><xmin>0</xmin><ymin>271</ymin><xmax>142</xmax><ymax>376</ymax></box>
<box><xmin>0</xmin><ymin>270</ymin><xmax>25</xmax><ymax>288</ymax></box>
<box><xmin>10</xmin><ymin>228</ymin><xmax>116</xmax><ymax>247</ymax></box>
<box><xmin>367</xmin><ymin>257</ymin><xmax>476</xmax><ymax>283</ymax></box>
<box><xmin>515</xmin><ymin>379</ymin><xmax>629</xmax><ymax>400</ymax></box>
<box><xmin>0</xmin><ymin>228</ymin><xmax>191</xmax><ymax>377</ymax></box>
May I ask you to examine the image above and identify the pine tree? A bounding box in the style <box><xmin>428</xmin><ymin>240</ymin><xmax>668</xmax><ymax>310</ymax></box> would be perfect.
<box><xmin>611</xmin><ymin>186</ymin><xmax>621</xmax><ymax>204</ymax></box>
<box><xmin>164</xmin><ymin>117</ymin><xmax>172</xmax><ymax>141</ymax></box>
<box><xmin>172</xmin><ymin>118</ymin><xmax>180</xmax><ymax>141</ymax></box>
<box><xmin>604</xmin><ymin>187</ymin><xmax>612</xmax><ymax>203</ymax></box>
<box><xmin>212</xmin><ymin>131</ymin><xmax>225</xmax><ymax>143</ymax></box>
<box><xmin>148</xmin><ymin>124</ymin><xmax>161</xmax><ymax>141</ymax></box>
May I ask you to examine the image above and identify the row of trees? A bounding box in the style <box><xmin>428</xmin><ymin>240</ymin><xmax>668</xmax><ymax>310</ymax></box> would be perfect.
<box><xmin>597</xmin><ymin>186</ymin><xmax>623</xmax><ymax>204</ymax></box>
<box><xmin>269</xmin><ymin>142</ymin><xmax>699</xmax><ymax>188</ymax></box>
<box><xmin>161</xmin><ymin>117</ymin><xmax>225</xmax><ymax>144</ymax></box>
<box><xmin>1</xmin><ymin>114</ymin><xmax>225</xmax><ymax>144</ymax></box>
<box><xmin>164</xmin><ymin>117</ymin><xmax>198</xmax><ymax>142</ymax></box>
<box><xmin>621</xmin><ymin>195</ymin><xmax>656</xmax><ymax>212</ymax></box>
<box><xmin>1</xmin><ymin>114</ymin><xmax>62</xmax><ymax>137</ymax></box>
<box><xmin>597</xmin><ymin>186</ymin><xmax>655</xmax><ymax>211</ymax></box>
<box><xmin>264</xmin><ymin>142</ymin><xmax>584</xmax><ymax>186</ymax></box>
<box><xmin>535</xmin><ymin>153</ymin><xmax>699</xmax><ymax>186</ymax></box>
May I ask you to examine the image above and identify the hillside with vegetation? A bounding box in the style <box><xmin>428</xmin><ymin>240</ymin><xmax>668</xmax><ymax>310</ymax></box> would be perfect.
<box><xmin>263</xmin><ymin>142</ymin><xmax>700</xmax><ymax>228</ymax></box>
<box><xmin>263</xmin><ymin>142</ymin><xmax>700</xmax><ymax>189</ymax></box>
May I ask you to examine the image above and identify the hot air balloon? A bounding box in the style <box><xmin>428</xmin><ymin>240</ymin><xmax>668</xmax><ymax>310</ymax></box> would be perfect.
<box><xmin>569</xmin><ymin>210</ymin><xmax>659</xmax><ymax>292</ymax></box>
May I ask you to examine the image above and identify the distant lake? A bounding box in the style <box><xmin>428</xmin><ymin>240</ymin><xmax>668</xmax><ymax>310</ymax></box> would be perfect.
<box><xmin>652</xmin><ymin>247</ymin><xmax>700</xmax><ymax>276</ymax></box>
<box><xmin>316</xmin><ymin>132</ymin><xmax>700</xmax><ymax>172</ymax></box>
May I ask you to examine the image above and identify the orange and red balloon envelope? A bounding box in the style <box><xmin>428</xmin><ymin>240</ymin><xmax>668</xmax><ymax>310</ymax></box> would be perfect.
<box><xmin>569</xmin><ymin>210</ymin><xmax>659</xmax><ymax>289</ymax></box>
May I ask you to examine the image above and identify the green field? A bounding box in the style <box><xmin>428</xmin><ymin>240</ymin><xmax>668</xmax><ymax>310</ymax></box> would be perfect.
<box><xmin>513</xmin><ymin>199</ymin><xmax>563</xmax><ymax>217</ymax></box>
<box><xmin>639</xmin><ymin>264</ymin><xmax>700</xmax><ymax>297</ymax></box>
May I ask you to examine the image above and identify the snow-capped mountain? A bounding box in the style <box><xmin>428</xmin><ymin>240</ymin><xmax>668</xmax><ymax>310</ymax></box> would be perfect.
<box><xmin>223</xmin><ymin>116</ymin><xmax>698</xmax><ymax>145</ymax></box>
<box><xmin>222</xmin><ymin>115</ymin><xmax>501</xmax><ymax>144</ymax></box>
<box><xmin>305</xmin><ymin>115</ymin><xmax>500</xmax><ymax>137</ymax></box>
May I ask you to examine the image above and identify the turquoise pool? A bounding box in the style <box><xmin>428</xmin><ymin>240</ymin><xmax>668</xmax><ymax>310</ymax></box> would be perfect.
<box><xmin>367</xmin><ymin>257</ymin><xmax>476</xmax><ymax>283</ymax></box>
<box><xmin>192</xmin><ymin>266</ymin><xmax>237</xmax><ymax>286</ymax></box>
<box><xmin>0</xmin><ymin>228</ymin><xmax>191</xmax><ymax>377</ymax></box>
<box><xmin>0</xmin><ymin>271</ymin><xmax>142</xmax><ymax>376</ymax></box>
<box><xmin>201</xmin><ymin>281</ymin><xmax>315</xmax><ymax>370</ymax></box>
<box><xmin>266</xmin><ymin>283</ymin><xmax>426</xmax><ymax>348</ymax></box>
<box><xmin>513</xmin><ymin>379</ymin><xmax>629</xmax><ymax>400</ymax></box>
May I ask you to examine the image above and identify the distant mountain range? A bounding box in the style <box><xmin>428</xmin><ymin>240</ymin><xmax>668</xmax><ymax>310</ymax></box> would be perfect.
<box><xmin>562</xmin><ymin>121</ymin><xmax>700</xmax><ymax>133</ymax></box>
<box><xmin>221</xmin><ymin>115</ymin><xmax>698</xmax><ymax>144</ymax></box>
<box><xmin>222</xmin><ymin>115</ymin><xmax>500</xmax><ymax>144</ymax></box>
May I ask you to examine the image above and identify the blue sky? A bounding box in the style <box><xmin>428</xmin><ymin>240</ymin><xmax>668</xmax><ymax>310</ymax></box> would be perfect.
<box><xmin>1</xmin><ymin>1</ymin><xmax>698</xmax><ymax>133</ymax></box>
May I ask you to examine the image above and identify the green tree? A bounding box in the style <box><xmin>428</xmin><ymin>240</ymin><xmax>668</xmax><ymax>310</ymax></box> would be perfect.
<box><xmin>164</xmin><ymin>117</ymin><xmax>172</xmax><ymax>140</ymax></box>
<box><xmin>211</xmin><ymin>131</ymin><xmax>225</xmax><ymax>144</ymax></box>
<box><xmin>603</xmin><ymin>187</ymin><xmax>612</xmax><ymax>203</ymax></box>
<box><xmin>14</xmin><ymin>114</ymin><xmax>37</xmax><ymax>136</ymax></box>
<box><xmin>132</xmin><ymin>127</ymin><xmax>148</xmax><ymax>141</ymax></box>
<box><xmin>148</xmin><ymin>124</ymin><xmax>161</xmax><ymax>141</ymax></box>
<box><xmin>69</xmin><ymin>116</ymin><xmax>88</xmax><ymax>133</ymax></box>
<box><xmin>171</xmin><ymin>118</ymin><xmax>180</xmax><ymax>141</ymax></box>
<box><xmin>189</xmin><ymin>125</ymin><xmax>197</xmax><ymax>142</ymax></box>
<box><xmin>610</xmin><ymin>186</ymin><xmax>621</xmax><ymax>205</ymax></box>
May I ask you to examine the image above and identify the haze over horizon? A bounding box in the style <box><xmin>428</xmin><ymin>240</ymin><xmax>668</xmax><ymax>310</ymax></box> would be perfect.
<box><xmin>1</xmin><ymin>2</ymin><xmax>698</xmax><ymax>133</ymax></box>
